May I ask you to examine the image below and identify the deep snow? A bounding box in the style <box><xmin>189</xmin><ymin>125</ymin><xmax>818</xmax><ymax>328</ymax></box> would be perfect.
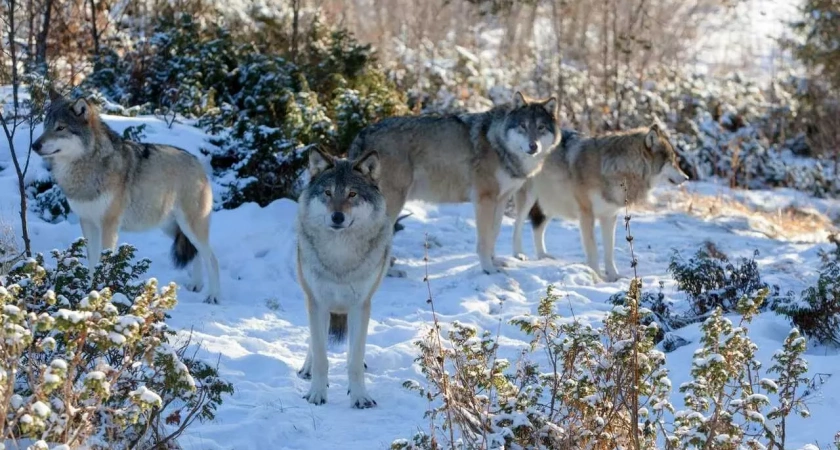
<box><xmin>1</xmin><ymin>111</ymin><xmax>838</xmax><ymax>450</ymax></box>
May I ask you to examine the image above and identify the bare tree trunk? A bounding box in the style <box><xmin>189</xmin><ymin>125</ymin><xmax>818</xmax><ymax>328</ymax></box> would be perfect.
<box><xmin>35</xmin><ymin>0</ymin><xmax>53</xmax><ymax>71</ymax></box>
<box><xmin>2</xmin><ymin>0</ymin><xmax>33</xmax><ymax>257</ymax></box>
<box><xmin>89</xmin><ymin>0</ymin><xmax>100</xmax><ymax>58</ymax></box>
<box><xmin>291</xmin><ymin>0</ymin><xmax>301</xmax><ymax>62</ymax></box>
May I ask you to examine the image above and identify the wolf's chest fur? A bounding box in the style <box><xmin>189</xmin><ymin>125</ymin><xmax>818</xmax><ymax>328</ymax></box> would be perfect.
<box><xmin>297</xmin><ymin>226</ymin><xmax>390</xmax><ymax>310</ymax></box>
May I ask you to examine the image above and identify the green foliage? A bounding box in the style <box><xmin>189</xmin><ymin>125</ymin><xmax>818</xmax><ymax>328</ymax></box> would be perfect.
<box><xmin>773</xmin><ymin>254</ymin><xmax>840</xmax><ymax>346</ymax></box>
<box><xmin>28</xmin><ymin>180</ymin><xmax>70</xmax><ymax>223</ymax></box>
<box><xmin>783</xmin><ymin>0</ymin><xmax>840</xmax><ymax>91</ymax></box>
<box><xmin>668</xmin><ymin>245</ymin><xmax>778</xmax><ymax>318</ymax></box>
<box><xmin>122</xmin><ymin>124</ymin><xmax>148</xmax><ymax>142</ymax></box>
<box><xmin>84</xmin><ymin>10</ymin><xmax>407</xmax><ymax>209</ymax></box>
<box><xmin>0</xmin><ymin>240</ymin><xmax>232</xmax><ymax>449</ymax></box>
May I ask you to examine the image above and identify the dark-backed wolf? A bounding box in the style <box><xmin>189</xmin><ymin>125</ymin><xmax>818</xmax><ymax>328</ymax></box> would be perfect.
<box><xmin>32</xmin><ymin>90</ymin><xmax>221</xmax><ymax>303</ymax></box>
<box><xmin>512</xmin><ymin>124</ymin><xmax>689</xmax><ymax>281</ymax></box>
<box><xmin>349</xmin><ymin>92</ymin><xmax>560</xmax><ymax>274</ymax></box>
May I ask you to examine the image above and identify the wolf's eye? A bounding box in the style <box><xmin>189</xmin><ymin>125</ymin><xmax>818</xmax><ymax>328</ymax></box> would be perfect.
<box><xmin>348</xmin><ymin>192</ymin><xmax>357</xmax><ymax>198</ymax></box>
<box><xmin>55</xmin><ymin>125</ymin><xmax>65</xmax><ymax>131</ymax></box>
<box><xmin>324</xmin><ymin>190</ymin><xmax>332</xmax><ymax>197</ymax></box>
<box><xmin>537</xmin><ymin>124</ymin><xmax>547</xmax><ymax>132</ymax></box>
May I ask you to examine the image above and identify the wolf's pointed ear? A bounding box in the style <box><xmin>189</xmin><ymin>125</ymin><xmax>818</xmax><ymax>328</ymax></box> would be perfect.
<box><xmin>71</xmin><ymin>98</ymin><xmax>91</xmax><ymax>120</ymax></box>
<box><xmin>543</xmin><ymin>97</ymin><xmax>557</xmax><ymax>115</ymax></box>
<box><xmin>354</xmin><ymin>150</ymin><xmax>381</xmax><ymax>182</ymax></box>
<box><xmin>309</xmin><ymin>146</ymin><xmax>335</xmax><ymax>177</ymax></box>
<box><xmin>645</xmin><ymin>128</ymin><xmax>658</xmax><ymax>150</ymax></box>
<box><xmin>513</xmin><ymin>91</ymin><xmax>527</xmax><ymax>108</ymax></box>
<box><xmin>48</xmin><ymin>88</ymin><xmax>60</xmax><ymax>102</ymax></box>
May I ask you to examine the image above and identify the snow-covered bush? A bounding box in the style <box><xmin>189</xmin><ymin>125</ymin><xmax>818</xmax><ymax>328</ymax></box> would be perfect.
<box><xmin>395</xmin><ymin>283</ymin><xmax>673</xmax><ymax>449</ymax></box>
<box><xmin>773</xmin><ymin>240</ymin><xmax>840</xmax><ymax>346</ymax></box>
<box><xmin>668</xmin><ymin>245</ymin><xmax>779</xmax><ymax>319</ymax></box>
<box><xmin>0</xmin><ymin>239</ymin><xmax>233</xmax><ymax>449</ymax></box>
<box><xmin>83</xmin><ymin>10</ymin><xmax>407</xmax><ymax>208</ymax></box>
<box><xmin>394</xmin><ymin>283</ymin><xmax>820</xmax><ymax>449</ymax></box>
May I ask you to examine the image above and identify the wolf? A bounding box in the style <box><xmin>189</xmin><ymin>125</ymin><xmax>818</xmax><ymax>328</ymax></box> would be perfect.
<box><xmin>295</xmin><ymin>147</ymin><xmax>391</xmax><ymax>409</ymax></box>
<box><xmin>349</xmin><ymin>91</ymin><xmax>560</xmax><ymax>274</ymax></box>
<box><xmin>512</xmin><ymin>124</ymin><xmax>689</xmax><ymax>281</ymax></box>
<box><xmin>32</xmin><ymin>90</ymin><xmax>222</xmax><ymax>303</ymax></box>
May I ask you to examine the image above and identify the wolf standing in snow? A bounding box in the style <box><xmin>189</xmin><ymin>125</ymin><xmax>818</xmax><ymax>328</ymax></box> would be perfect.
<box><xmin>32</xmin><ymin>90</ymin><xmax>222</xmax><ymax>303</ymax></box>
<box><xmin>512</xmin><ymin>124</ymin><xmax>689</xmax><ymax>281</ymax></box>
<box><xmin>349</xmin><ymin>92</ymin><xmax>560</xmax><ymax>274</ymax></box>
<box><xmin>295</xmin><ymin>147</ymin><xmax>391</xmax><ymax>408</ymax></box>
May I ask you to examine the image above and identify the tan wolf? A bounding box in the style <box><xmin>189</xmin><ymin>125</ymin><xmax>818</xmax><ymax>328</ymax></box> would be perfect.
<box><xmin>512</xmin><ymin>124</ymin><xmax>689</xmax><ymax>281</ymax></box>
<box><xmin>349</xmin><ymin>92</ymin><xmax>560</xmax><ymax>274</ymax></box>
<box><xmin>32</xmin><ymin>90</ymin><xmax>222</xmax><ymax>303</ymax></box>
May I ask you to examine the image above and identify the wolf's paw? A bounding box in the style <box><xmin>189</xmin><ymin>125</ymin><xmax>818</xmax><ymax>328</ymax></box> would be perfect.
<box><xmin>515</xmin><ymin>253</ymin><xmax>529</xmax><ymax>261</ymax></box>
<box><xmin>185</xmin><ymin>282</ymin><xmax>203</xmax><ymax>293</ymax></box>
<box><xmin>604</xmin><ymin>271</ymin><xmax>621</xmax><ymax>283</ymax></box>
<box><xmin>387</xmin><ymin>267</ymin><xmax>407</xmax><ymax>278</ymax></box>
<box><xmin>203</xmin><ymin>295</ymin><xmax>219</xmax><ymax>304</ymax></box>
<box><xmin>348</xmin><ymin>390</ymin><xmax>377</xmax><ymax>409</ymax></box>
<box><xmin>303</xmin><ymin>386</ymin><xmax>328</xmax><ymax>405</ymax></box>
<box><xmin>537</xmin><ymin>253</ymin><xmax>558</xmax><ymax>260</ymax></box>
<box><xmin>297</xmin><ymin>368</ymin><xmax>311</xmax><ymax>380</ymax></box>
<box><xmin>481</xmin><ymin>265</ymin><xmax>502</xmax><ymax>275</ymax></box>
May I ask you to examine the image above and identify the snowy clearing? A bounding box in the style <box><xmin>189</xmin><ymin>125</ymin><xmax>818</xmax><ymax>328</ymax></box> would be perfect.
<box><xmin>1</xmin><ymin>113</ymin><xmax>838</xmax><ymax>450</ymax></box>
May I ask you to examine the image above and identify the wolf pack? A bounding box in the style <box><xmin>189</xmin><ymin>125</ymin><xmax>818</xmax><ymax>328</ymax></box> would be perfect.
<box><xmin>33</xmin><ymin>88</ymin><xmax>689</xmax><ymax>409</ymax></box>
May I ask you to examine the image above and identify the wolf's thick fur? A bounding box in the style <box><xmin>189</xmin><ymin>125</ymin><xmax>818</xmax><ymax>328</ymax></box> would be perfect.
<box><xmin>349</xmin><ymin>92</ymin><xmax>560</xmax><ymax>274</ymax></box>
<box><xmin>512</xmin><ymin>124</ymin><xmax>689</xmax><ymax>281</ymax></box>
<box><xmin>295</xmin><ymin>147</ymin><xmax>391</xmax><ymax>409</ymax></box>
<box><xmin>32</xmin><ymin>90</ymin><xmax>221</xmax><ymax>303</ymax></box>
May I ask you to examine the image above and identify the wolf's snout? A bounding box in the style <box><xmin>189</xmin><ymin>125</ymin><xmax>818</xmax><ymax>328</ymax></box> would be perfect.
<box><xmin>32</xmin><ymin>140</ymin><xmax>42</xmax><ymax>153</ymax></box>
<box><xmin>331</xmin><ymin>212</ymin><xmax>345</xmax><ymax>225</ymax></box>
<box><xmin>528</xmin><ymin>142</ymin><xmax>538</xmax><ymax>154</ymax></box>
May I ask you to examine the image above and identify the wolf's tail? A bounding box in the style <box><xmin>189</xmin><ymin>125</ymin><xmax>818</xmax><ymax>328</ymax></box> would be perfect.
<box><xmin>329</xmin><ymin>313</ymin><xmax>348</xmax><ymax>344</ymax></box>
<box><xmin>528</xmin><ymin>201</ymin><xmax>547</xmax><ymax>229</ymax></box>
<box><xmin>392</xmin><ymin>212</ymin><xmax>413</xmax><ymax>234</ymax></box>
<box><xmin>171</xmin><ymin>226</ymin><xmax>199</xmax><ymax>268</ymax></box>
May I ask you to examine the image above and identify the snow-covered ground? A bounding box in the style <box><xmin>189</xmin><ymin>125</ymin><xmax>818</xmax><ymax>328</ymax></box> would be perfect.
<box><xmin>1</xmin><ymin>112</ymin><xmax>839</xmax><ymax>449</ymax></box>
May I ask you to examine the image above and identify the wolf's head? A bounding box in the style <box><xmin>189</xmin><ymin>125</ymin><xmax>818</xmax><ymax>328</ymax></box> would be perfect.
<box><xmin>32</xmin><ymin>89</ymin><xmax>99</xmax><ymax>161</ymax></box>
<box><xmin>502</xmin><ymin>92</ymin><xmax>560</xmax><ymax>157</ymax></box>
<box><xmin>645</xmin><ymin>123</ymin><xmax>689</xmax><ymax>185</ymax></box>
<box><xmin>300</xmin><ymin>147</ymin><xmax>386</xmax><ymax>232</ymax></box>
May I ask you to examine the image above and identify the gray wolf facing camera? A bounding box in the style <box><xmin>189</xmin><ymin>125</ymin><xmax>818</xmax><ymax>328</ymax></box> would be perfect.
<box><xmin>296</xmin><ymin>147</ymin><xmax>391</xmax><ymax>408</ymax></box>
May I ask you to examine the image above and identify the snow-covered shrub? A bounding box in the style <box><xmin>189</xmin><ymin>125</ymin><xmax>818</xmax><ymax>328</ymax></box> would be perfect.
<box><xmin>395</xmin><ymin>283</ymin><xmax>673</xmax><ymax>449</ymax></box>
<box><xmin>773</xmin><ymin>246</ymin><xmax>840</xmax><ymax>346</ymax></box>
<box><xmin>395</xmin><ymin>283</ymin><xmax>821</xmax><ymax>449</ymax></box>
<box><xmin>0</xmin><ymin>239</ymin><xmax>233</xmax><ymax>449</ymax></box>
<box><xmin>609</xmin><ymin>280</ymin><xmax>669</xmax><ymax>344</ymax></box>
<box><xmin>84</xmin><ymin>10</ymin><xmax>406</xmax><ymax>208</ymax></box>
<box><xmin>668</xmin><ymin>244</ymin><xmax>778</xmax><ymax>319</ymax></box>
<box><xmin>27</xmin><ymin>180</ymin><xmax>70</xmax><ymax>224</ymax></box>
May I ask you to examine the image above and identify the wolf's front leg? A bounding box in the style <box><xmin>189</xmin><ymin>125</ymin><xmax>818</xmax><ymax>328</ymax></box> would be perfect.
<box><xmin>579</xmin><ymin>210</ymin><xmax>600</xmax><ymax>278</ymax></box>
<box><xmin>512</xmin><ymin>185</ymin><xmax>536</xmax><ymax>260</ymax></box>
<box><xmin>347</xmin><ymin>299</ymin><xmax>376</xmax><ymax>409</ymax></box>
<box><xmin>490</xmin><ymin>192</ymin><xmax>512</xmax><ymax>267</ymax></box>
<box><xmin>100</xmin><ymin>214</ymin><xmax>121</xmax><ymax>261</ymax></box>
<box><xmin>600</xmin><ymin>214</ymin><xmax>620</xmax><ymax>282</ymax></box>
<box><xmin>80</xmin><ymin>219</ymin><xmax>102</xmax><ymax>266</ymax></box>
<box><xmin>303</xmin><ymin>300</ymin><xmax>330</xmax><ymax>405</ymax></box>
<box><xmin>475</xmin><ymin>196</ymin><xmax>501</xmax><ymax>274</ymax></box>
